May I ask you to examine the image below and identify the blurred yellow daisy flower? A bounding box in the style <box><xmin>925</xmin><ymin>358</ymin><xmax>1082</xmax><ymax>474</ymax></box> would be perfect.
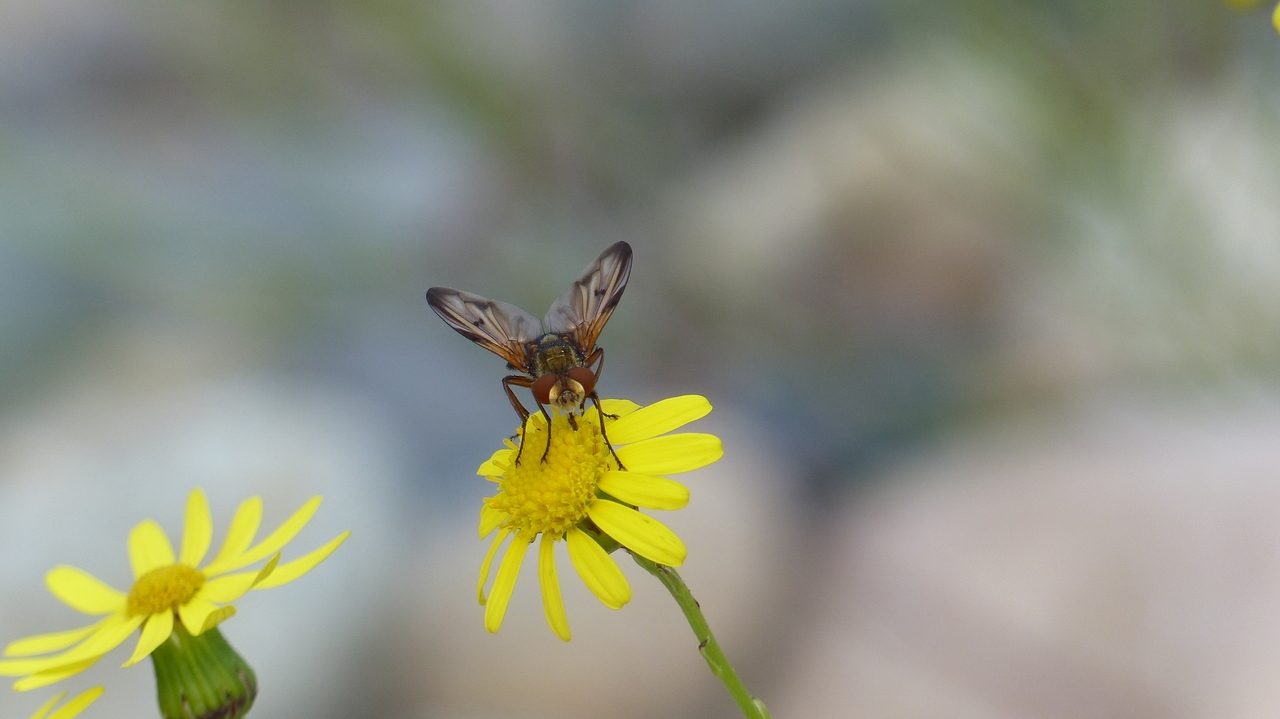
<box><xmin>27</xmin><ymin>686</ymin><xmax>102</xmax><ymax>719</ymax></box>
<box><xmin>477</xmin><ymin>394</ymin><xmax>722</xmax><ymax>640</ymax></box>
<box><xmin>1226</xmin><ymin>0</ymin><xmax>1280</xmax><ymax>32</ymax></box>
<box><xmin>0</xmin><ymin>488</ymin><xmax>349</xmax><ymax>691</ymax></box>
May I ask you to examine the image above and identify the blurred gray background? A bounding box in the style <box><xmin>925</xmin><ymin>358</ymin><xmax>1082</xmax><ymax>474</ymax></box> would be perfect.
<box><xmin>3</xmin><ymin>1</ymin><xmax>1280</xmax><ymax>717</ymax></box>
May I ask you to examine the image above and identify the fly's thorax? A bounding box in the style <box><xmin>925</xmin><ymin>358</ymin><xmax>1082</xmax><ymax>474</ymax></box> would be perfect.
<box><xmin>532</xmin><ymin>334</ymin><xmax>582</xmax><ymax>376</ymax></box>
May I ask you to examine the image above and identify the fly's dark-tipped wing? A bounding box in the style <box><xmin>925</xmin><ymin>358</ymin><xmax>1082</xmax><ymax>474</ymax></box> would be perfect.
<box><xmin>426</xmin><ymin>287</ymin><xmax>541</xmax><ymax>370</ymax></box>
<box><xmin>543</xmin><ymin>241</ymin><xmax>633</xmax><ymax>351</ymax></box>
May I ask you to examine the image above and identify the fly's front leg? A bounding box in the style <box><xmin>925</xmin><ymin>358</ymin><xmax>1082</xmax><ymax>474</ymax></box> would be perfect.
<box><xmin>586</xmin><ymin>348</ymin><xmax>620</xmax><ymax>420</ymax></box>
<box><xmin>502</xmin><ymin>375</ymin><xmax>534</xmax><ymax>465</ymax></box>
<box><xmin>590</xmin><ymin>393</ymin><xmax>626</xmax><ymax>470</ymax></box>
<box><xmin>537</xmin><ymin>403</ymin><xmax>554</xmax><ymax>464</ymax></box>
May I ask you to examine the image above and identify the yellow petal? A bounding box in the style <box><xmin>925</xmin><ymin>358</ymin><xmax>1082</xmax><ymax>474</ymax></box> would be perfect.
<box><xmin>251</xmin><ymin>554</ymin><xmax>280</xmax><ymax>587</ymax></box>
<box><xmin>177</xmin><ymin>597</ymin><xmax>217</xmax><ymax>634</ymax></box>
<box><xmin>214</xmin><ymin>497</ymin><xmax>321</xmax><ymax>573</ymax></box>
<box><xmin>604</xmin><ymin>395</ymin><xmax>711</xmax><ymax>445</ymax></box>
<box><xmin>58</xmin><ymin>615</ymin><xmax>143</xmax><ymax>668</ymax></box>
<box><xmin>252</xmin><ymin>531</ymin><xmax>349</xmax><ymax>590</ymax></box>
<box><xmin>177</xmin><ymin>596</ymin><xmax>219</xmax><ymax>636</ymax></box>
<box><xmin>477</xmin><ymin>530</ymin><xmax>508</xmax><ymax>605</ymax></box>
<box><xmin>46</xmin><ymin>685</ymin><xmax>104</xmax><ymax>719</ymax></box>
<box><xmin>191</xmin><ymin>554</ymin><xmax>276</xmax><ymax>609</ymax></box>
<box><xmin>43</xmin><ymin>567</ymin><xmax>124</xmax><ymax>616</ymax></box>
<box><xmin>12</xmin><ymin>657</ymin><xmax>99</xmax><ymax>693</ymax></box>
<box><xmin>484</xmin><ymin>532</ymin><xmax>532</xmax><ymax>634</ymax></box>
<box><xmin>537</xmin><ymin>536</ymin><xmax>571</xmax><ymax>641</ymax></box>
<box><xmin>5</xmin><ymin>622</ymin><xmax>104</xmax><ymax>658</ymax></box>
<box><xmin>564</xmin><ymin>527</ymin><xmax>631</xmax><ymax>609</ymax></box>
<box><xmin>588</xmin><ymin>501</ymin><xmax>687</xmax><ymax>567</ymax></box>
<box><xmin>478</xmin><ymin>503</ymin><xmax>504</xmax><ymax>538</ymax></box>
<box><xmin>27</xmin><ymin>691</ymin><xmax>63</xmax><ymax>719</ymax></box>
<box><xmin>1275</xmin><ymin>2</ymin><xmax>1280</xmax><ymax>34</ymax></box>
<box><xmin>614</xmin><ymin>433</ymin><xmax>723</xmax><ymax>475</ymax></box>
<box><xmin>197</xmin><ymin>568</ymin><xmax>264</xmax><ymax>604</ymax></box>
<box><xmin>598</xmin><ymin>470</ymin><xmax>690</xmax><ymax>510</ymax></box>
<box><xmin>202</xmin><ymin>497</ymin><xmax>263</xmax><ymax>575</ymax></box>
<box><xmin>128</xmin><ymin>520</ymin><xmax>175</xmax><ymax>579</ymax></box>
<box><xmin>0</xmin><ymin>615</ymin><xmax>142</xmax><ymax>678</ymax></box>
<box><xmin>476</xmin><ymin>448</ymin><xmax>513</xmax><ymax>477</ymax></box>
<box><xmin>122</xmin><ymin>611</ymin><xmax>172</xmax><ymax>667</ymax></box>
<box><xmin>199</xmin><ymin>606</ymin><xmax>236</xmax><ymax>633</ymax></box>
<box><xmin>597</xmin><ymin>398</ymin><xmax>640</xmax><ymax>418</ymax></box>
<box><xmin>179</xmin><ymin>488</ymin><xmax>213</xmax><ymax>568</ymax></box>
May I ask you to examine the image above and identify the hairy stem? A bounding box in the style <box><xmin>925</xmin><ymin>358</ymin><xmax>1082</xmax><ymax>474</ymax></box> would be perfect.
<box><xmin>629</xmin><ymin>552</ymin><xmax>770</xmax><ymax>719</ymax></box>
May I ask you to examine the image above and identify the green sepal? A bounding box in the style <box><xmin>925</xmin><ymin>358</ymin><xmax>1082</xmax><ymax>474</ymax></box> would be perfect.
<box><xmin>150</xmin><ymin>623</ymin><xmax>256</xmax><ymax>719</ymax></box>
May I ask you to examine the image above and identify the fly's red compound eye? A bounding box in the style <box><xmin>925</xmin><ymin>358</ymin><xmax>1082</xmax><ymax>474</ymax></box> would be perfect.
<box><xmin>532</xmin><ymin>374</ymin><xmax>557</xmax><ymax>404</ymax></box>
<box><xmin>566</xmin><ymin>367</ymin><xmax>596</xmax><ymax>396</ymax></box>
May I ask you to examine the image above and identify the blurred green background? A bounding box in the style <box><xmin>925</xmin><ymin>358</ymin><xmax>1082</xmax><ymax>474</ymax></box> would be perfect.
<box><xmin>3</xmin><ymin>1</ymin><xmax>1280</xmax><ymax>717</ymax></box>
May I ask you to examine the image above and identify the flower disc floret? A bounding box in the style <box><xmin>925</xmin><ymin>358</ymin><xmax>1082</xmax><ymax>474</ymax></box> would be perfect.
<box><xmin>126</xmin><ymin>566</ymin><xmax>205</xmax><ymax>617</ymax></box>
<box><xmin>486</xmin><ymin>412</ymin><xmax>617</xmax><ymax>540</ymax></box>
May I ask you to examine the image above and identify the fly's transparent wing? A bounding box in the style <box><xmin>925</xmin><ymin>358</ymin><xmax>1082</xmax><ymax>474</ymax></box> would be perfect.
<box><xmin>543</xmin><ymin>241</ymin><xmax>633</xmax><ymax>351</ymax></box>
<box><xmin>426</xmin><ymin>287</ymin><xmax>541</xmax><ymax>370</ymax></box>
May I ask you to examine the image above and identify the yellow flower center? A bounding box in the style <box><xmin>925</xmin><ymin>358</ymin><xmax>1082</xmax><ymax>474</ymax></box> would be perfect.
<box><xmin>127</xmin><ymin>564</ymin><xmax>205</xmax><ymax>617</ymax></box>
<box><xmin>487</xmin><ymin>412</ymin><xmax>616</xmax><ymax>540</ymax></box>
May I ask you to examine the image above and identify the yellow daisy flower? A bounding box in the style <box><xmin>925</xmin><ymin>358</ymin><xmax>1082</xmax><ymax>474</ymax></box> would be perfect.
<box><xmin>0</xmin><ymin>488</ymin><xmax>349</xmax><ymax>692</ymax></box>
<box><xmin>476</xmin><ymin>394</ymin><xmax>722</xmax><ymax>640</ymax></box>
<box><xmin>27</xmin><ymin>686</ymin><xmax>102</xmax><ymax>719</ymax></box>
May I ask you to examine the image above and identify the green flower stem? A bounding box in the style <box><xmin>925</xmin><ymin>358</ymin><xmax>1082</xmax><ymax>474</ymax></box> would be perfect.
<box><xmin>629</xmin><ymin>552</ymin><xmax>771</xmax><ymax>719</ymax></box>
